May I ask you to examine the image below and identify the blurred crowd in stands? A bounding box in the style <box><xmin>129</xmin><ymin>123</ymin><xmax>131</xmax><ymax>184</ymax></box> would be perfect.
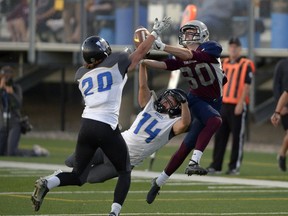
<box><xmin>0</xmin><ymin>0</ymin><xmax>115</xmax><ymax>43</ymax></box>
<box><xmin>0</xmin><ymin>0</ymin><xmax>277</xmax><ymax>47</ymax></box>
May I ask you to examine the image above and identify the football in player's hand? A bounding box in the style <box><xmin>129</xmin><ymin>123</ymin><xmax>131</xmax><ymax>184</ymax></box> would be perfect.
<box><xmin>133</xmin><ymin>26</ymin><xmax>150</xmax><ymax>48</ymax></box>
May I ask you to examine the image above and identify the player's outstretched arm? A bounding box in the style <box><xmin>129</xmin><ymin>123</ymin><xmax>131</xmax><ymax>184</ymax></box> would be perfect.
<box><xmin>172</xmin><ymin>101</ymin><xmax>191</xmax><ymax>135</ymax></box>
<box><xmin>141</xmin><ymin>59</ymin><xmax>167</xmax><ymax>70</ymax></box>
<box><xmin>128</xmin><ymin>17</ymin><xmax>171</xmax><ymax>72</ymax></box>
<box><xmin>153</xmin><ymin>36</ymin><xmax>193</xmax><ymax>60</ymax></box>
<box><xmin>138</xmin><ymin>63</ymin><xmax>151</xmax><ymax>108</ymax></box>
<box><xmin>164</xmin><ymin>44</ymin><xmax>193</xmax><ymax>60</ymax></box>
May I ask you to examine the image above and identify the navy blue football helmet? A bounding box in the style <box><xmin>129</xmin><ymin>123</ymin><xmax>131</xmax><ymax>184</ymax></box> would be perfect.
<box><xmin>154</xmin><ymin>88</ymin><xmax>187</xmax><ymax>118</ymax></box>
<box><xmin>81</xmin><ymin>36</ymin><xmax>112</xmax><ymax>64</ymax></box>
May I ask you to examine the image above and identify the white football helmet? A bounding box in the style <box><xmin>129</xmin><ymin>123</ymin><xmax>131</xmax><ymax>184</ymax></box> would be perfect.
<box><xmin>179</xmin><ymin>20</ymin><xmax>209</xmax><ymax>46</ymax></box>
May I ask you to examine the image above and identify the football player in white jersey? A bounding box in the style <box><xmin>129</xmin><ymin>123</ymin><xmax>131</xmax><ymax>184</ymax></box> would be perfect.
<box><xmin>65</xmin><ymin>63</ymin><xmax>191</xmax><ymax>183</ymax></box>
<box><xmin>31</xmin><ymin>17</ymin><xmax>171</xmax><ymax>216</ymax></box>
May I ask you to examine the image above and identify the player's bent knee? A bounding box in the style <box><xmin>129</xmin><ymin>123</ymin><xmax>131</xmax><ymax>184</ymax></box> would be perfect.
<box><xmin>118</xmin><ymin>170</ymin><xmax>132</xmax><ymax>181</ymax></box>
<box><xmin>214</xmin><ymin>116</ymin><xmax>222</xmax><ymax>127</ymax></box>
<box><xmin>208</xmin><ymin>116</ymin><xmax>222</xmax><ymax>132</ymax></box>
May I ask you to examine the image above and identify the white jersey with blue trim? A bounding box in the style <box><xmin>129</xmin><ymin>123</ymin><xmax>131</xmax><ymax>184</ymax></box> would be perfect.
<box><xmin>76</xmin><ymin>52</ymin><xmax>130</xmax><ymax>130</ymax></box>
<box><xmin>121</xmin><ymin>91</ymin><xmax>180</xmax><ymax>166</ymax></box>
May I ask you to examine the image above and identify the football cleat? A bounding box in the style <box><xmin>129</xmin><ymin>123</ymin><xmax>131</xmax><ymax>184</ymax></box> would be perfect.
<box><xmin>31</xmin><ymin>170</ymin><xmax>62</xmax><ymax>211</ymax></box>
<box><xmin>277</xmin><ymin>155</ymin><xmax>286</xmax><ymax>172</ymax></box>
<box><xmin>33</xmin><ymin>145</ymin><xmax>50</xmax><ymax>157</ymax></box>
<box><xmin>108</xmin><ymin>212</ymin><xmax>119</xmax><ymax>216</ymax></box>
<box><xmin>185</xmin><ymin>162</ymin><xmax>208</xmax><ymax>176</ymax></box>
<box><xmin>206</xmin><ymin>167</ymin><xmax>222</xmax><ymax>175</ymax></box>
<box><xmin>225</xmin><ymin>169</ymin><xmax>240</xmax><ymax>175</ymax></box>
<box><xmin>31</xmin><ymin>178</ymin><xmax>49</xmax><ymax>211</ymax></box>
<box><xmin>146</xmin><ymin>178</ymin><xmax>161</xmax><ymax>204</ymax></box>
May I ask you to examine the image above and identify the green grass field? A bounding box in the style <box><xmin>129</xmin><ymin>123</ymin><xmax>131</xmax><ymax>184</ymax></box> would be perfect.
<box><xmin>1</xmin><ymin>136</ymin><xmax>288</xmax><ymax>216</ymax></box>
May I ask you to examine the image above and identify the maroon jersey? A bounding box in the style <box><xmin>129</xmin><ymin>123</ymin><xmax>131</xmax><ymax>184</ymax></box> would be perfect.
<box><xmin>165</xmin><ymin>41</ymin><xmax>226</xmax><ymax>100</ymax></box>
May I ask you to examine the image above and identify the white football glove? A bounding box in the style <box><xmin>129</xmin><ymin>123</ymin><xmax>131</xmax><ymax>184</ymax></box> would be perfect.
<box><xmin>153</xmin><ymin>37</ymin><xmax>165</xmax><ymax>51</ymax></box>
<box><xmin>151</xmin><ymin>17</ymin><xmax>171</xmax><ymax>38</ymax></box>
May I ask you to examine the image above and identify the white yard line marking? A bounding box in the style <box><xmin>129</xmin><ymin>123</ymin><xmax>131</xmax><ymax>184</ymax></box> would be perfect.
<box><xmin>132</xmin><ymin>170</ymin><xmax>288</xmax><ymax>188</ymax></box>
<box><xmin>1</xmin><ymin>160</ymin><xmax>288</xmax><ymax>189</ymax></box>
<box><xmin>1</xmin><ymin>189</ymin><xmax>288</xmax><ymax>195</ymax></box>
<box><xmin>3</xmin><ymin>212</ymin><xmax>288</xmax><ymax>216</ymax></box>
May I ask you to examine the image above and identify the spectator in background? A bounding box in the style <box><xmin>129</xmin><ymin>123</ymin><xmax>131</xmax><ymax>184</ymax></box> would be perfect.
<box><xmin>85</xmin><ymin>0</ymin><xmax>114</xmax><ymax>37</ymax></box>
<box><xmin>63</xmin><ymin>0</ymin><xmax>81</xmax><ymax>43</ymax></box>
<box><xmin>271</xmin><ymin>58</ymin><xmax>288</xmax><ymax>172</ymax></box>
<box><xmin>0</xmin><ymin>1</ymin><xmax>19</xmax><ymax>16</ymax></box>
<box><xmin>207</xmin><ymin>37</ymin><xmax>255</xmax><ymax>175</ymax></box>
<box><xmin>6</xmin><ymin>0</ymin><xmax>29</xmax><ymax>42</ymax></box>
<box><xmin>0</xmin><ymin>66</ymin><xmax>49</xmax><ymax>157</ymax></box>
<box><xmin>193</xmin><ymin>0</ymin><xmax>235</xmax><ymax>41</ymax></box>
<box><xmin>231</xmin><ymin>0</ymin><xmax>265</xmax><ymax>47</ymax></box>
<box><xmin>36</xmin><ymin>0</ymin><xmax>63</xmax><ymax>42</ymax></box>
<box><xmin>191</xmin><ymin>0</ymin><xmax>264</xmax><ymax>42</ymax></box>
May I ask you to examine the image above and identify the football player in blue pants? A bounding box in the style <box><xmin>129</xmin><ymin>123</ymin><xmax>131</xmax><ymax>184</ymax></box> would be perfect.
<box><xmin>142</xmin><ymin>20</ymin><xmax>227</xmax><ymax>204</ymax></box>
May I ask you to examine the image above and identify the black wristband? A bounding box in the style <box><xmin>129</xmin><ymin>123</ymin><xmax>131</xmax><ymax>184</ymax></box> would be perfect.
<box><xmin>274</xmin><ymin>112</ymin><xmax>280</xmax><ymax>115</ymax></box>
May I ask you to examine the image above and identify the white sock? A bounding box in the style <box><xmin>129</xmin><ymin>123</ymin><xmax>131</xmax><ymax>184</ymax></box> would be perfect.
<box><xmin>111</xmin><ymin>202</ymin><xmax>121</xmax><ymax>215</ymax></box>
<box><xmin>189</xmin><ymin>150</ymin><xmax>203</xmax><ymax>164</ymax></box>
<box><xmin>46</xmin><ymin>176</ymin><xmax>60</xmax><ymax>190</ymax></box>
<box><xmin>156</xmin><ymin>171</ymin><xmax>169</xmax><ymax>187</ymax></box>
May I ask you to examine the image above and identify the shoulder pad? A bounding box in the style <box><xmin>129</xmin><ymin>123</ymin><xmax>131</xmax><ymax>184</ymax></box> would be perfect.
<box><xmin>75</xmin><ymin>66</ymin><xmax>90</xmax><ymax>81</ymax></box>
<box><xmin>124</xmin><ymin>47</ymin><xmax>133</xmax><ymax>54</ymax></box>
<box><xmin>199</xmin><ymin>41</ymin><xmax>222</xmax><ymax>58</ymax></box>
